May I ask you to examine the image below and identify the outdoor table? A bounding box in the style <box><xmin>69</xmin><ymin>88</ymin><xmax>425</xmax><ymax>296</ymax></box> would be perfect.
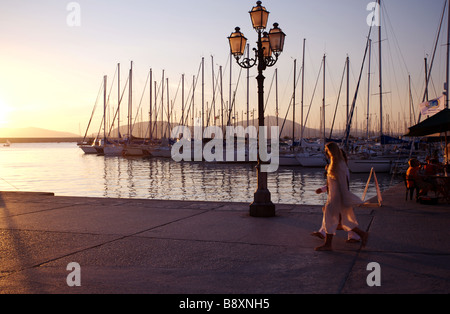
<box><xmin>428</xmin><ymin>174</ymin><xmax>450</xmax><ymax>203</ymax></box>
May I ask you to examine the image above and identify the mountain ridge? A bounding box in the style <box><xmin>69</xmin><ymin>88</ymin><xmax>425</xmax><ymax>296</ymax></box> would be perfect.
<box><xmin>0</xmin><ymin>127</ymin><xmax>80</xmax><ymax>138</ymax></box>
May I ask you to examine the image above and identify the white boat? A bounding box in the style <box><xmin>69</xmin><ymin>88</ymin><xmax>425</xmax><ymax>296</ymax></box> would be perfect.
<box><xmin>78</xmin><ymin>139</ymin><xmax>103</xmax><ymax>154</ymax></box>
<box><xmin>296</xmin><ymin>152</ymin><xmax>327</xmax><ymax>167</ymax></box>
<box><xmin>123</xmin><ymin>145</ymin><xmax>145</xmax><ymax>156</ymax></box>
<box><xmin>3</xmin><ymin>140</ymin><xmax>11</xmax><ymax>147</ymax></box>
<box><xmin>79</xmin><ymin>144</ymin><xmax>98</xmax><ymax>154</ymax></box>
<box><xmin>279</xmin><ymin>152</ymin><xmax>301</xmax><ymax>166</ymax></box>
<box><xmin>347</xmin><ymin>157</ymin><xmax>391</xmax><ymax>173</ymax></box>
<box><xmin>103</xmin><ymin>144</ymin><xmax>124</xmax><ymax>156</ymax></box>
<box><xmin>151</xmin><ymin>144</ymin><xmax>172</xmax><ymax>158</ymax></box>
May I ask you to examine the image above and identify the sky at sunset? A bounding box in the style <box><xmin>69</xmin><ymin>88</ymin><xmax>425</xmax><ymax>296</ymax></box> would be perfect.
<box><xmin>0</xmin><ymin>0</ymin><xmax>447</xmax><ymax>137</ymax></box>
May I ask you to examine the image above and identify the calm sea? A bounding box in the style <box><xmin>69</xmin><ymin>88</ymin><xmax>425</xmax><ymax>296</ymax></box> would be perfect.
<box><xmin>0</xmin><ymin>142</ymin><xmax>402</xmax><ymax>205</ymax></box>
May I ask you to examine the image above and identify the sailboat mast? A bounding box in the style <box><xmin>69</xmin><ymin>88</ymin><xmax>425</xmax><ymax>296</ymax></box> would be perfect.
<box><xmin>301</xmin><ymin>38</ymin><xmax>305</xmax><ymax>143</ymax></box>
<box><xmin>275</xmin><ymin>68</ymin><xmax>279</xmax><ymax>126</ymax></box>
<box><xmin>378</xmin><ymin>0</ymin><xmax>383</xmax><ymax>138</ymax></box>
<box><xmin>181</xmin><ymin>73</ymin><xmax>184</xmax><ymax>128</ymax></box>
<box><xmin>322</xmin><ymin>54</ymin><xmax>326</xmax><ymax>146</ymax></box>
<box><xmin>246</xmin><ymin>45</ymin><xmax>250</xmax><ymax>128</ymax></box>
<box><xmin>149</xmin><ymin>68</ymin><xmax>153</xmax><ymax>140</ymax></box>
<box><xmin>103</xmin><ymin>75</ymin><xmax>107</xmax><ymax>141</ymax></box>
<box><xmin>346</xmin><ymin>55</ymin><xmax>350</xmax><ymax>128</ymax></box>
<box><xmin>202</xmin><ymin>57</ymin><xmax>205</xmax><ymax>129</ymax></box>
<box><xmin>293</xmin><ymin>59</ymin><xmax>296</xmax><ymax>145</ymax></box>
<box><xmin>446</xmin><ymin>0</ymin><xmax>450</xmax><ymax>108</ymax></box>
<box><xmin>117</xmin><ymin>63</ymin><xmax>120</xmax><ymax>138</ymax></box>
<box><xmin>128</xmin><ymin>61</ymin><xmax>133</xmax><ymax>140</ymax></box>
<box><xmin>367</xmin><ymin>38</ymin><xmax>372</xmax><ymax>140</ymax></box>
<box><xmin>220</xmin><ymin>66</ymin><xmax>224</xmax><ymax>131</ymax></box>
<box><xmin>211</xmin><ymin>55</ymin><xmax>216</xmax><ymax>126</ymax></box>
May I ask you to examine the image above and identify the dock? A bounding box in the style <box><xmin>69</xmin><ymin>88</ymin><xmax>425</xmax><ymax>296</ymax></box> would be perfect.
<box><xmin>0</xmin><ymin>183</ymin><xmax>449</xmax><ymax>295</ymax></box>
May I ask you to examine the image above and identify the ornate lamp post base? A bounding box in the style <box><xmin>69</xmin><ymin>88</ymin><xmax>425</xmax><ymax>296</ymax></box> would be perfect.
<box><xmin>249</xmin><ymin>192</ymin><xmax>275</xmax><ymax>217</ymax></box>
<box><xmin>249</xmin><ymin>168</ymin><xmax>275</xmax><ymax>217</ymax></box>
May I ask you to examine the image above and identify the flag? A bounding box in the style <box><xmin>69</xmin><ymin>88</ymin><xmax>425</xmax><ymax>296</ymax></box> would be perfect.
<box><xmin>419</xmin><ymin>95</ymin><xmax>445</xmax><ymax>116</ymax></box>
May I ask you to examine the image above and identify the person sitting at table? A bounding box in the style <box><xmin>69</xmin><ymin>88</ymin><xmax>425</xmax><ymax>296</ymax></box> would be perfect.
<box><xmin>423</xmin><ymin>156</ymin><xmax>438</xmax><ymax>176</ymax></box>
<box><xmin>406</xmin><ymin>158</ymin><xmax>421</xmax><ymax>200</ymax></box>
<box><xmin>422</xmin><ymin>157</ymin><xmax>441</xmax><ymax>193</ymax></box>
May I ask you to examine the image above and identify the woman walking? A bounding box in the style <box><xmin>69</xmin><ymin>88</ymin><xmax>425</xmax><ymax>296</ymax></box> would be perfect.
<box><xmin>315</xmin><ymin>142</ymin><xmax>369</xmax><ymax>251</ymax></box>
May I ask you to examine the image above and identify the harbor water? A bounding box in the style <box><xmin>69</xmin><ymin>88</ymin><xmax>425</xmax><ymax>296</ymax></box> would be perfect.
<box><xmin>0</xmin><ymin>142</ymin><xmax>402</xmax><ymax>205</ymax></box>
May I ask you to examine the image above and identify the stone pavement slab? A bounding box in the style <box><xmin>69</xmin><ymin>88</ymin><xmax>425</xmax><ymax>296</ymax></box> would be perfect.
<box><xmin>0</xmin><ymin>185</ymin><xmax>449</xmax><ymax>295</ymax></box>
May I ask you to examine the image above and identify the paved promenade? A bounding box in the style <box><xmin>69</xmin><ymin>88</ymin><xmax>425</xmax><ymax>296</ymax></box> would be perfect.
<box><xmin>0</xmin><ymin>183</ymin><xmax>449</xmax><ymax>294</ymax></box>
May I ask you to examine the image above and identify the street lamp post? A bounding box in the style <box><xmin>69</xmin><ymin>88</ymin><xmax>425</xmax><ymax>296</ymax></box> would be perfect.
<box><xmin>228</xmin><ymin>1</ymin><xmax>286</xmax><ymax>217</ymax></box>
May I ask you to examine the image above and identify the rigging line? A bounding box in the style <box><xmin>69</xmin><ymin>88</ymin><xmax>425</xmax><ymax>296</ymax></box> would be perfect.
<box><xmin>166</xmin><ymin>76</ymin><xmax>183</xmax><ymax>132</ymax></box>
<box><xmin>279</xmin><ymin>61</ymin><xmax>317</xmax><ymax>138</ymax></box>
<box><xmin>166</xmin><ymin>77</ymin><xmax>183</xmax><ymax>132</ymax></box>
<box><xmin>381</xmin><ymin>0</ymin><xmax>411</xmax><ymax>82</ymax></box>
<box><xmin>130</xmin><ymin>70</ymin><xmax>151</xmax><ymax>136</ymax></box>
<box><xmin>324</xmin><ymin>57</ymin><xmax>339</xmax><ymax>99</ymax></box>
<box><xmin>0</xmin><ymin>177</ymin><xmax>19</xmax><ymax>191</ymax></box>
<box><xmin>418</xmin><ymin>0</ymin><xmax>447</xmax><ymax>123</ymax></box>
<box><xmin>107</xmin><ymin>75</ymin><xmax>130</xmax><ymax>138</ymax></box>
<box><xmin>177</xmin><ymin>76</ymin><xmax>194</xmax><ymax>127</ymax></box>
<box><xmin>150</xmin><ymin>71</ymin><xmax>167</xmax><ymax>138</ymax></box>
<box><xmin>226</xmin><ymin>66</ymin><xmax>243</xmax><ymax>127</ymax></box>
<box><xmin>329</xmin><ymin>59</ymin><xmax>347</xmax><ymax>139</ymax></box>
<box><xmin>94</xmin><ymin>78</ymin><xmax>107</xmax><ymax>141</ymax></box>
<box><xmin>106</xmin><ymin>66</ymin><xmax>118</xmax><ymax>110</ymax></box>
<box><xmin>278</xmin><ymin>62</ymin><xmax>304</xmax><ymax>136</ymax></box>
<box><xmin>301</xmin><ymin>61</ymin><xmax>323</xmax><ymax>137</ymax></box>
<box><xmin>206</xmin><ymin>65</ymin><xmax>222</xmax><ymax>127</ymax></box>
<box><xmin>344</xmin><ymin>24</ymin><xmax>374</xmax><ymax>150</ymax></box>
<box><xmin>263</xmin><ymin>70</ymin><xmax>276</xmax><ymax>112</ymax></box>
<box><xmin>82</xmin><ymin>79</ymin><xmax>104</xmax><ymax>141</ymax></box>
<box><xmin>179</xmin><ymin>60</ymin><xmax>202</xmax><ymax>127</ymax></box>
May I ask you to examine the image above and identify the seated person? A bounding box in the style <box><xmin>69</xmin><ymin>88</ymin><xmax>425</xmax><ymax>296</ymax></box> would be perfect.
<box><xmin>406</xmin><ymin>158</ymin><xmax>420</xmax><ymax>199</ymax></box>
<box><xmin>423</xmin><ymin>156</ymin><xmax>437</xmax><ymax>176</ymax></box>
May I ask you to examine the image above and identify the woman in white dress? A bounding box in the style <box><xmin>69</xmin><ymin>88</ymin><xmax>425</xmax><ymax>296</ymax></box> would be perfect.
<box><xmin>315</xmin><ymin>142</ymin><xmax>369</xmax><ymax>251</ymax></box>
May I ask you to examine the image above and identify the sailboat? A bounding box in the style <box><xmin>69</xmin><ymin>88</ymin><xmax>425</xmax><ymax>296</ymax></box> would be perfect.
<box><xmin>3</xmin><ymin>140</ymin><xmax>11</xmax><ymax>147</ymax></box>
<box><xmin>345</xmin><ymin>0</ymin><xmax>391</xmax><ymax>173</ymax></box>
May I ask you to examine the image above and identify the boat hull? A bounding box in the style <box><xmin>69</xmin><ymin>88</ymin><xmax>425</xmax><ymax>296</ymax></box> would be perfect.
<box><xmin>79</xmin><ymin>145</ymin><xmax>98</xmax><ymax>154</ymax></box>
<box><xmin>347</xmin><ymin>159</ymin><xmax>391</xmax><ymax>173</ymax></box>
<box><xmin>103</xmin><ymin>145</ymin><xmax>124</xmax><ymax>156</ymax></box>
<box><xmin>296</xmin><ymin>154</ymin><xmax>327</xmax><ymax>167</ymax></box>
<box><xmin>279</xmin><ymin>154</ymin><xmax>301</xmax><ymax>166</ymax></box>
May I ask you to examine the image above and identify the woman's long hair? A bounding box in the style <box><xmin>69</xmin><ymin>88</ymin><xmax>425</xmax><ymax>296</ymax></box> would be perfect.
<box><xmin>325</xmin><ymin>142</ymin><xmax>346</xmax><ymax>180</ymax></box>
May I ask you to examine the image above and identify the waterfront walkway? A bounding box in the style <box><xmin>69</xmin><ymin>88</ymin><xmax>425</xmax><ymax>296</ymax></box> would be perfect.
<box><xmin>0</xmin><ymin>183</ymin><xmax>449</xmax><ymax>294</ymax></box>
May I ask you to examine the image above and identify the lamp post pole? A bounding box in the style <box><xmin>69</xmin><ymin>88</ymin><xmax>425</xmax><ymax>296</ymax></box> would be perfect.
<box><xmin>250</xmin><ymin>29</ymin><xmax>274</xmax><ymax>217</ymax></box>
<box><xmin>228</xmin><ymin>1</ymin><xmax>285</xmax><ymax>217</ymax></box>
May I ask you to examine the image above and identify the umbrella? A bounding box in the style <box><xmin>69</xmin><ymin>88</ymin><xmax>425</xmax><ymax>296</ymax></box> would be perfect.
<box><xmin>404</xmin><ymin>108</ymin><xmax>450</xmax><ymax>137</ymax></box>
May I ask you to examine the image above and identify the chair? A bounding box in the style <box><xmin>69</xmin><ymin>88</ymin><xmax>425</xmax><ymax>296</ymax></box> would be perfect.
<box><xmin>404</xmin><ymin>174</ymin><xmax>417</xmax><ymax>201</ymax></box>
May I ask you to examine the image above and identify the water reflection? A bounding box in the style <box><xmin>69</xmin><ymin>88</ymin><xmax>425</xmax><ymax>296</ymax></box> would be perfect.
<box><xmin>0</xmin><ymin>143</ymin><xmax>402</xmax><ymax>205</ymax></box>
<box><xmin>100</xmin><ymin>156</ymin><xmax>396</xmax><ymax>205</ymax></box>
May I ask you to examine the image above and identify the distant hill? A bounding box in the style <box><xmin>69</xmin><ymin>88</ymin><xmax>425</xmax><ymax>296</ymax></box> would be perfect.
<box><xmin>0</xmin><ymin>127</ymin><xmax>80</xmax><ymax>138</ymax></box>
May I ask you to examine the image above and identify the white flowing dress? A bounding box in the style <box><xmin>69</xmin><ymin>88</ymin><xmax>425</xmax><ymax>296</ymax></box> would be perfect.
<box><xmin>321</xmin><ymin>162</ymin><xmax>363</xmax><ymax>235</ymax></box>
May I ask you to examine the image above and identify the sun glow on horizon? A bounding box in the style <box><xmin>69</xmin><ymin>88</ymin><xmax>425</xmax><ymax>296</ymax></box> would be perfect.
<box><xmin>0</xmin><ymin>98</ymin><xmax>12</xmax><ymax>127</ymax></box>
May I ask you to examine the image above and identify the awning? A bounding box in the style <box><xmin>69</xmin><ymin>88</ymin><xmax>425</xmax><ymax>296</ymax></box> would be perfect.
<box><xmin>404</xmin><ymin>108</ymin><xmax>450</xmax><ymax>137</ymax></box>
